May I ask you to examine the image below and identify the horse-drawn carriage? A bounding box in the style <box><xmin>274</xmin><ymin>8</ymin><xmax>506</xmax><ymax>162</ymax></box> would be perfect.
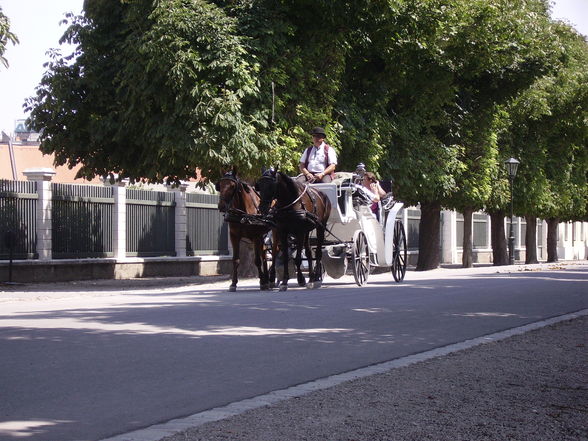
<box><xmin>217</xmin><ymin>168</ymin><xmax>407</xmax><ymax>291</ymax></box>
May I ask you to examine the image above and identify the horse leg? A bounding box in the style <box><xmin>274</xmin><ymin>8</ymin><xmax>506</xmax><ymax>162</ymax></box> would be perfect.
<box><xmin>279</xmin><ymin>230</ymin><xmax>290</xmax><ymax>291</ymax></box>
<box><xmin>229</xmin><ymin>230</ymin><xmax>240</xmax><ymax>292</ymax></box>
<box><xmin>312</xmin><ymin>226</ymin><xmax>325</xmax><ymax>289</ymax></box>
<box><xmin>295</xmin><ymin>234</ymin><xmax>306</xmax><ymax>287</ymax></box>
<box><xmin>255</xmin><ymin>237</ymin><xmax>269</xmax><ymax>290</ymax></box>
<box><xmin>304</xmin><ymin>233</ymin><xmax>316</xmax><ymax>289</ymax></box>
<box><xmin>269</xmin><ymin>229</ymin><xmax>278</xmax><ymax>289</ymax></box>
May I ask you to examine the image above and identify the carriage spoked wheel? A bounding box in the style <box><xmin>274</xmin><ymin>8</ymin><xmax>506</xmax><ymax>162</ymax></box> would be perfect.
<box><xmin>351</xmin><ymin>230</ymin><xmax>370</xmax><ymax>286</ymax></box>
<box><xmin>391</xmin><ymin>220</ymin><xmax>407</xmax><ymax>282</ymax></box>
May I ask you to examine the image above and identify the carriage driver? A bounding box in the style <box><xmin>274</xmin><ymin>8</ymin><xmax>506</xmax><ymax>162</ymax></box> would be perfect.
<box><xmin>298</xmin><ymin>127</ymin><xmax>337</xmax><ymax>183</ymax></box>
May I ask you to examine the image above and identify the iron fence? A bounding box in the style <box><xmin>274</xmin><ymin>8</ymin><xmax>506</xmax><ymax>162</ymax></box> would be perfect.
<box><xmin>406</xmin><ymin>208</ymin><xmax>421</xmax><ymax>250</ymax></box>
<box><xmin>186</xmin><ymin>193</ymin><xmax>228</xmax><ymax>255</ymax></box>
<box><xmin>126</xmin><ymin>188</ymin><xmax>175</xmax><ymax>257</ymax></box>
<box><xmin>52</xmin><ymin>183</ymin><xmax>114</xmax><ymax>259</ymax></box>
<box><xmin>0</xmin><ymin>179</ymin><xmax>37</xmax><ymax>259</ymax></box>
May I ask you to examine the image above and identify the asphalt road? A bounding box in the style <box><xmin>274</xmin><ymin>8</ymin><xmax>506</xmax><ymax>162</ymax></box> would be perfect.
<box><xmin>1</xmin><ymin>262</ymin><xmax>587</xmax><ymax>441</ymax></box>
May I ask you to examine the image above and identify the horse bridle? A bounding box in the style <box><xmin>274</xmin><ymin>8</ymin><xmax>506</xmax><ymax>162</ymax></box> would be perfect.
<box><xmin>216</xmin><ymin>173</ymin><xmax>263</xmax><ymax>221</ymax></box>
<box><xmin>216</xmin><ymin>173</ymin><xmax>241</xmax><ymax>210</ymax></box>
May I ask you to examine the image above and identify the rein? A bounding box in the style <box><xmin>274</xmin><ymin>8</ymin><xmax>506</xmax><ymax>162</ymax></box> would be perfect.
<box><xmin>275</xmin><ymin>184</ymin><xmax>309</xmax><ymax>212</ymax></box>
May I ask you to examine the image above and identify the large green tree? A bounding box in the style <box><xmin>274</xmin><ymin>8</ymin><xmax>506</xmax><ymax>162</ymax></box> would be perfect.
<box><xmin>0</xmin><ymin>7</ymin><xmax>18</xmax><ymax>68</ymax></box>
<box><xmin>499</xmin><ymin>23</ymin><xmax>588</xmax><ymax>262</ymax></box>
<box><xmin>374</xmin><ymin>0</ymin><xmax>559</xmax><ymax>269</ymax></box>
<box><xmin>26</xmin><ymin>0</ymin><xmax>270</xmax><ymax>183</ymax></box>
<box><xmin>218</xmin><ymin>0</ymin><xmax>397</xmax><ymax>173</ymax></box>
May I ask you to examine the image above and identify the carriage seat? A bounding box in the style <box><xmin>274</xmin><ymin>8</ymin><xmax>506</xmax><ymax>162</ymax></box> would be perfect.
<box><xmin>310</xmin><ymin>180</ymin><xmax>356</xmax><ymax>224</ymax></box>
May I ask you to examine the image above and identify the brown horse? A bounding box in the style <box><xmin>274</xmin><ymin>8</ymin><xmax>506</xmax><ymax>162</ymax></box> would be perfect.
<box><xmin>256</xmin><ymin>170</ymin><xmax>331</xmax><ymax>291</ymax></box>
<box><xmin>216</xmin><ymin>169</ymin><xmax>273</xmax><ymax>291</ymax></box>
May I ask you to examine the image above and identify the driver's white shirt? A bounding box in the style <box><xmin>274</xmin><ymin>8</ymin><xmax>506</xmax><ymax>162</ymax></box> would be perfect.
<box><xmin>300</xmin><ymin>142</ymin><xmax>338</xmax><ymax>173</ymax></box>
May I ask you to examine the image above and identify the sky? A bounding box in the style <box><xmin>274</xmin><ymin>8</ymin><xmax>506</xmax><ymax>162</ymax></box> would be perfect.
<box><xmin>1</xmin><ymin>0</ymin><xmax>587</xmax><ymax>135</ymax></box>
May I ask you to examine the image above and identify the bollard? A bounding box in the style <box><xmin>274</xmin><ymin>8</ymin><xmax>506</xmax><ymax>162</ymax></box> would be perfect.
<box><xmin>3</xmin><ymin>230</ymin><xmax>16</xmax><ymax>283</ymax></box>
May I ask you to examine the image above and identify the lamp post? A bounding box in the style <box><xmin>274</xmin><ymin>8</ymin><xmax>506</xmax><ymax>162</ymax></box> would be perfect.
<box><xmin>504</xmin><ymin>158</ymin><xmax>520</xmax><ymax>265</ymax></box>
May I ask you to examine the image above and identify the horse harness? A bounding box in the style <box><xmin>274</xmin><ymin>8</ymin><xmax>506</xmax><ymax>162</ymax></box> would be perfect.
<box><xmin>274</xmin><ymin>182</ymin><xmax>324</xmax><ymax>228</ymax></box>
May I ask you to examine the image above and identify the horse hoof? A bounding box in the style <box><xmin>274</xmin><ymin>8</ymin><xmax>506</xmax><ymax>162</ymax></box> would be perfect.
<box><xmin>305</xmin><ymin>282</ymin><xmax>314</xmax><ymax>289</ymax></box>
<box><xmin>260</xmin><ymin>284</ymin><xmax>270</xmax><ymax>291</ymax></box>
<box><xmin>229</xmin><ymin>285</ymin><xmax>237</xmax><ymax>292</ymax></box>
<box><xmin>313</xmin><ymin>281</ymin><xmax>322</xmax><ymax>289</ymax></box>
<box><xmin>279</xmin><ymin>285</ymin><xmax>288</xmax><ymax>292</ymax></box>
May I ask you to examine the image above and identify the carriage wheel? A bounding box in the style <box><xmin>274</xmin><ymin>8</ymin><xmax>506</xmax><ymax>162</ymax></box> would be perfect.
<box><xmin>392</xmin><ymin>221</ymin><xmax>407</xmax><ymax>282</ymax></box>
<box><xmin>352</xmin><ymin>230</ymin><xmax>370</xmax><ymax>286</ymax></box>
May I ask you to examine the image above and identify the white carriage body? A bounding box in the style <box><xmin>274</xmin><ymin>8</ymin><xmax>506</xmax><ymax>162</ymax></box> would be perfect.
<box><xmin>311</xmin><ymin>173</ymin><xmax>403</xmax><ymax>268</ymax></box>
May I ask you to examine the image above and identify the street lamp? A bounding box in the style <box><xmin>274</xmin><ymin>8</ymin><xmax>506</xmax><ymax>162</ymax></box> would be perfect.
<box><xmin>504</xmin><ymin>158</ymin><xmax>520</xmax><ymax>265</ymax></box>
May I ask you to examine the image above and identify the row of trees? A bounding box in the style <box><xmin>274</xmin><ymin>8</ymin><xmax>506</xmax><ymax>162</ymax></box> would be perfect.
<box><xmin>4</xmin><ymin>0</ymin><xmax>586</xmax><ymax>269</ymax></box>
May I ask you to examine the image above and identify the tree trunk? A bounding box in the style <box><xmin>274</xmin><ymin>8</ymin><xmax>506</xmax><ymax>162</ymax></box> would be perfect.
<box><xmin>416</xmin><ymin>201</ymin><xmax>441</xmax><ymax>271</ymax></box>
<box><xmin>462</xmin><ymin>208</ymin><xmax>474</xmax><ymax>268</ymax></box>
<box><xmin>238</xmin><ymin>239</ymin><xmax>258</xmax><ymax>277</ymax></box>
<box><xmin>489</xmin><ymin>210</ymin><xmax>508</xmax><ymax>266</ymax></box>
<box><xmin>525</xmin><ymin>216</ymin><xmax>539</xmax><ymax>264</ymax></box>
<box><xmin>546</xmin><ymin>218</ymin><xmax>559</xmax><ymax>262</ymax></box>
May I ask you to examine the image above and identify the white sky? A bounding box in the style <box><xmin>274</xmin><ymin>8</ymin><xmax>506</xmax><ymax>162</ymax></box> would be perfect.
<box><xmin>0</xmin><ymin>0</ymin><xmax>587</xmax><ymax>135</ymax></box>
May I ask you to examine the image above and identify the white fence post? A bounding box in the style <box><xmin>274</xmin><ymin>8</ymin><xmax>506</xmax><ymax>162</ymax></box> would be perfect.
<box><xmin>112</xmin><ymin>181</ymin><xmax>127</xmax><ymax>259</ymax></box>
<box><xmin>172</xmin><ymin>184</ymin><xmax>188</xmax><ymax>257</ymax></box>
<box><xmin>23</xmin><ymin>168</ymin><xmax>55</xmax><ymax>261</ymax></box>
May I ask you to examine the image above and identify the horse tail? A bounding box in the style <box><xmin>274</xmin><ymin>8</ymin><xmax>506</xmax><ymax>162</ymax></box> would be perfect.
<box><xmin>321</xmin><ymin>192</ymin><xmax>331</xmax><ymax>226</ymax></box>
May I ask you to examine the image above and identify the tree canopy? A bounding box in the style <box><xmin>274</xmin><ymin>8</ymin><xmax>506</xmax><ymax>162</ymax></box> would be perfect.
<box><xmin>27</xmin><ymin>0</ymin><xmax>270</xmax><ymax>183</ymax></box>
<box><xmin>498</xmin><ymin>22</ymin><xmax>588</xmax><ymax>223</ymax></box>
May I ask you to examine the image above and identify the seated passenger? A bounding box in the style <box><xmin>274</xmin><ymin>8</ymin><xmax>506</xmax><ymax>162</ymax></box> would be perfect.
<box><xmin>362</xmin><ymin>172</ymin><xmax>387</xmax><ymax>219</ymax></box>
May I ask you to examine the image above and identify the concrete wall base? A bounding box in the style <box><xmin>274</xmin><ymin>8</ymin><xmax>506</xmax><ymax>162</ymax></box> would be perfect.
<box><xmin>0</xmin><ymin>256</ymin><xmax>233</xmax><ymax>283</ymax></box>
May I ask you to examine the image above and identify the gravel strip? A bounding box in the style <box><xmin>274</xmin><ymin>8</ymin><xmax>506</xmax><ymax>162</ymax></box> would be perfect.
<box><xmin>161</xmin><ymin>315</ymin><xmax>588</xmax><ymax>441</ymax></box>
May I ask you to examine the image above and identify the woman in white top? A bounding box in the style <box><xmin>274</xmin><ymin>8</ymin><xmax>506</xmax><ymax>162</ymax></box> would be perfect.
<box><xmin>362</xmin><ymin>171</ymin><xmax>387</xmax><ymax>219</ymax></box>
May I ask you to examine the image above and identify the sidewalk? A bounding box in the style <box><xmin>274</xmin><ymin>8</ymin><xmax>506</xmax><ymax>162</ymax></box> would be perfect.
<box><xmin>108</xmin><ymin>312</ymin><xmax>588</xmax><ymax>441</ymax></box>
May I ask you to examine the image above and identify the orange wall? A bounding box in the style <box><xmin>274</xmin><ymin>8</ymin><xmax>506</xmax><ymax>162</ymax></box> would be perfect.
<box><xmin>0</xmin><ymin>143</ymin><xmax>101</xmax><ymax>183</ymax></box>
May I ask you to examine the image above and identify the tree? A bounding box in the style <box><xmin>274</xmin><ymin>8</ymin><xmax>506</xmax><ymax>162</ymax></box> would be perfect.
<box><xmin>219</xmin><ymin>0</ymin><xmax>395</xmax><ymax>174</ymax></box>
<box><xmin>26</xmin><ymin>0</ymin><xmax>270</xmax><ymax>183</ymax></box>
<box><xmin>498</xmin><ymin>22</ymin><xmax>588</xmax><ymax>263</ymax></box>
<box><xmin>375</xmin><ymin>0</ymin><xmax>559</xmax><ymax>270</ymax></box>
<box><xmin>0</xmin><ymin>7</ymin><xmax>18</xmax><ymax>68</ymax></box>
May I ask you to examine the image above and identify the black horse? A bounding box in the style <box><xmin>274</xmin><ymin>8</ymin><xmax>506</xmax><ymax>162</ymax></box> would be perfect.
<box><xmin>216</xmin><ymin>168</ymin><xmax>274</xmax><ymax>291</ymax></box>
<box><xmin>256</xmin><ymin>170</ymin><xmax>331</xmax><ymax>291</ymax></box>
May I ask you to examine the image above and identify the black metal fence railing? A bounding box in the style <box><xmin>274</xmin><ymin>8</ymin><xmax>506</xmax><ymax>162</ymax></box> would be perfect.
<box><xmin>126</xmin><ymin>188</ymin><xmax>176</xmax><ymax>257</ymax></box>
<box><xmin>406</xmin><ymin>208</ymin><xmax>421</xmax><ymax>250</ymax></box>
<box><xmin>0</xmin><ymin>179</ymin><xmax>37</xmax><ymax>259</ymax></box>
<box><xmin>52</xmin><ymin>183</ymin><xmax>114</xmax><ymax>259</ymax></box>
<box><xmin>186</xmin><ymin>193</ymin><xmax>228</xmax><ymax>255</ymax></box>
<box><xmin>0</xmin><ymin>180</ymin><xmax>231</xmax><ymax>261</ymax></box>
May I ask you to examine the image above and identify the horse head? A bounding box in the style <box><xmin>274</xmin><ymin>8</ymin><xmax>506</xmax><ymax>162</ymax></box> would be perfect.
<box><xmin>255</xmin><ymin>167</ymin><xmax>277</xmax><ymax>215</ymax></box>
<box><xmin>216</xmin><ymin>169</ymin><xmax>240</xmax><ymax>213</ymax></box>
